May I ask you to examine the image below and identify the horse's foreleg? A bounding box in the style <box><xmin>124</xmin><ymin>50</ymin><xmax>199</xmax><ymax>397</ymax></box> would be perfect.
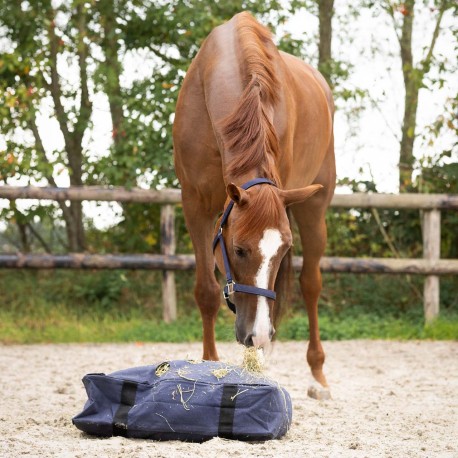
<box><xmin>301</xmin><ymin>251</ymin><xmax>331</xmax><ymax>400</ymax></box>
<box><xmin>194</xmin><ymin>252</ymin><xmax>221</xmax><ymax>361</ymax></box>
<box><xmin>182</xmin><ymin>194</ymin><xmax>222</xmax><ymax>361</ymax></box>
<box><xmin>292</xmin><ymin>205</ymin><xmax>331</xmax><ymax>400</ymax></box>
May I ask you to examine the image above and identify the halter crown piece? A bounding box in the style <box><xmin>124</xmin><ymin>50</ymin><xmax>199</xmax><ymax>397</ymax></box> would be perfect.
<box><xmin>212</xmin><ymin>178</ymin><xmax>277</xmax><ymax>314</ymax></box>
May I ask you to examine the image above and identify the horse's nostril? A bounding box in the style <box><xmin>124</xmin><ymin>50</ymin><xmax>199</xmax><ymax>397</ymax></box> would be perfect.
<box><xmin>244</xmin><ymin>333</ymin><xmax>254</xmax><ymax>347</ymax></box>
<box><xmin>269</xmin><ymin>326</ymin><xmax>275</xmax><ymax>340</ymax></box>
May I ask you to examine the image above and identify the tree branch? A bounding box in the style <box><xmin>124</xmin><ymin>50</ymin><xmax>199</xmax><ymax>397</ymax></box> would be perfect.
<box><xmin>2</xmin><ymin>232</ymin><xmax>22</xmax><ymax>251</ymax></box>
<box><xmin>371</xmin><ymin>208</ymin><xmax>401</xmax><ymax>258</ymax></box>
<box><xmin>47</xmin><ymin>10</ymin><xmax>73</xmax><ymax>151</ymax></box>
<box><xmin>74</xmin><ymin>3</ymin><xmax>92</xmax><ymax>146</ymax></box>
<box><xmin>384</xmin><ymin>1</ymin><xmax>402</xmax><ymax>46</ymax></box>
<box><xmin>28</xmin><ymin>117</ymin><xmax>59</xmax><ymax>188</ymax></box>
<box><xmin>368</xmin><ymin>93</ymin><xmax>401</xmax><ymax>142</ymax></box>
<box><xmin>28</xmin><ymin>116</ymin><xmax>74</xmax><ymax>226</ymax></box>
<box><xmin>26</xmin><ymin>222</ymin><xmax>52</xmax><ymax>253</ymax></box>
<box><xmin>420</xmin><ymin>3</ymin><xmax>446</xmax><ymax>75</ymax></box>
<box><xmin>99</xmin><ymin>1</ymin><xmax>124</xmax><ymax>145</ymax></box>
<box><xmin>4</xmin><ymin>177</ymin><xmax>30</xmax><ymax>252</ymax></box>
<box><xmin>150</xmin><ymin>44</ymin><xmax>182</xmax><ymax>66</ymax></box>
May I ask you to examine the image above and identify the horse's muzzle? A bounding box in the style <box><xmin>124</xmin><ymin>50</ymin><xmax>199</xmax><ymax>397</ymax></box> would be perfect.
<box><xmin>236</xmin><ymin>327</ymin><xmax>275</xmax><ymax>348</ymax></box>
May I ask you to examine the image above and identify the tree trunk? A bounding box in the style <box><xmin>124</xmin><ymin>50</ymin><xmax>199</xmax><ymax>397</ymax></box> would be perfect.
<box><xmin>99</xmin><ymin>1</ymin><xmax>124</xmax><ymax>151</ymax></box>
<box><xmin>397</xmin><ymin>0</ymin><xmax>447</xmax><ymax>191</ymax></box>
<box><xmin>65</xmin><ymin>201</ymin><xmax>86</xmax><ymax>252</ymax></box>
<box><xmin>17</xmin><ymin>223</ymin><xmax>30</xmax><ymax>253</ymax></box>
<box><xmin>47</xmin><ymin>8</ymin><xmax>87</xmax><ymax>251</ymax></box>
<box><xmin>318</xmin><ymin>0</ymin><xmax>334</xmax><ymax>86</ymax></box>
<box><xmin>399</xmin><ymin>82</ymin><xmax>419</xmax><ymax>191</ymax></box>
<box><xmin>398</xmin><ymin>0</ymin><xmax>416</xmax><ymax>192</ymax></box>
<box><xmin>67</xmin><ymin>139</ymin><xmax>86</xmax><ymax>252</ymax></box>
<box><xmin>27</xmin><ymin>223</ymin><xmax>52</xmax><ymax>253</ymax></box>
<box><xmin>29</xmin><ymin>117</ymin><xmax>84</xmax><ymax>252</ymax></box>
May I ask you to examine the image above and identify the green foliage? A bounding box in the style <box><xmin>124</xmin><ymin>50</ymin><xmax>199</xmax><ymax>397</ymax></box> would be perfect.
<box><xmin>0</xmin><ymin>269</ymin><xmax>456</xmax><ymax>344</ymax></box>
<box><xmin>327</xmin><ymin>153</ymin><xmax>458</xmax><ymax>263</ymax></box>
<box><xmin>1</xmin><ymin>1</ymin><xmax>457</xmax><ymax>344</ymax></box>
<box><xmin>280</xmin><ymin>309</ymin><xmax>458</xmax><ymax>341</ymax></box>
<box><xmin>0</xmin><ymin>0</ymin><xmax>296</xmax><ymax>250</ymax></box>
<box><xmin>73</xmin><ymin>271</ymin><xmax>129</xmax><ymax>311</ymax></box>
<box><xmin>415</xmin><ymin>153</ymin><xmax>458</xmax><ymax>259</ymax></box>
<box><xmin>1</xmin><ymin>292</ymin><xmax>456</xmax><ymax>344</ymax></box>
<box><xmin>1</xmin><ymin>0</ymin><xmax>371</xmax><ymax>250</ymax></box>
<box><xmin>87</xmin><ymin>204</ymin><xmax>163</xmax><ymax>253</ymax></box>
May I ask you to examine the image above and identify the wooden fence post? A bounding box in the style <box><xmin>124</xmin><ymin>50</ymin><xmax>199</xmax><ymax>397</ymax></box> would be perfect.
<box><xmin>422</xmin><ymin>209</ymin><xmax>441</xmax><ymax>323</ymax></box>
<box><xmin>161</xmin><ymin>204</ymin><xmax>177</xmax><ymax>323</ymax></box>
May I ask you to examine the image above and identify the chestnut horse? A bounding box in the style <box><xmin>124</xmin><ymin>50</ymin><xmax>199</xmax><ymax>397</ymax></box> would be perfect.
<box><xmin>173</xmin><ymin>12</ymin><xmax>335</xmax><ymax>397</ymax></box>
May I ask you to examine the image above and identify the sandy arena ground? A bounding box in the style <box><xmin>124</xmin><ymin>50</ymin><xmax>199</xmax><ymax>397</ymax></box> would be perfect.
<box><xmin>0</xmin><ymin>340</ymin><xmax>457</xmax><ymax>458</ymax></box>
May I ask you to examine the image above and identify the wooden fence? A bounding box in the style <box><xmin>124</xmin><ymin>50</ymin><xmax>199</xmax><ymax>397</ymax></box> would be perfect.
<box><xmin>1</xmin><ymin>185</ymin><xmax>458</xmax><ymax>323</ymax></box>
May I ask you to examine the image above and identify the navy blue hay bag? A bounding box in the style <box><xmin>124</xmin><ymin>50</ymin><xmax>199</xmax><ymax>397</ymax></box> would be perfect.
<box><xmin>72</xmin><ymin>360</ymin><xmax>292</xmax><ymax>442</ymax></box>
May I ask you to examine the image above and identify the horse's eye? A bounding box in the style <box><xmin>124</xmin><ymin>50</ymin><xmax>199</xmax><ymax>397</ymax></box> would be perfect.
<box><xmin>234</xmin><ymin>247</ymin><xmax>247</xmax><ymax>258</ymax></box>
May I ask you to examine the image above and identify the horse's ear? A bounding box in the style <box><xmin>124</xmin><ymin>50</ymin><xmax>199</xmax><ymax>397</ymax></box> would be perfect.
<box><xmin>279</xmin><ymin>184</ymin><xmax>324</xmax><ymax>206</ymax></box>
<box><xmin>227</xmin><ymin>183</ymin><xmax>249</xmax><ymax>206</ymax></box>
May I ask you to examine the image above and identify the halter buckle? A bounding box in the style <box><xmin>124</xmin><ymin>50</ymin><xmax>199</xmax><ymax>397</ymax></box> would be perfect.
<box><xmin>223</xmin><ymin>281</ymin><xmax>235</xmax><ymax>299</ymax></box>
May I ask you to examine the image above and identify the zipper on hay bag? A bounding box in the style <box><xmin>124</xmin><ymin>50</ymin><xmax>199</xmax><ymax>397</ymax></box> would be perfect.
<box><xmin>72</xmin><ymin>359</ymin><xmax>292</xmax><ymax>442</ymax></box>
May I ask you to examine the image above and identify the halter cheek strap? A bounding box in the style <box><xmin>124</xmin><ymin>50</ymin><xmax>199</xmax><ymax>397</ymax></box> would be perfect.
<box><xmin>212</xmin><ymin>178</ymin><xmax>277</xmax><ymax>314</ymax></box>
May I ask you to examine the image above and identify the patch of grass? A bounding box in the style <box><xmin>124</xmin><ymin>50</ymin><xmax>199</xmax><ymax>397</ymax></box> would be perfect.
<box><xmin>0</xmin><ymin>270</ymin><xmax>457</xmax><ymax>344</ymax></box>
<box><xmin>0</xmin><ymin>296</ymin><xmax>235</xmax><ymax>344</ymax></box>
<box><xmin>280</xmin><ymin>309</ymin><xmax>458</xmax><ymax>341</ymax></box>
<box><xmin>1</xmin><ymin>303</ymin><xmax>456</xmax><ymax>344</ymax></box>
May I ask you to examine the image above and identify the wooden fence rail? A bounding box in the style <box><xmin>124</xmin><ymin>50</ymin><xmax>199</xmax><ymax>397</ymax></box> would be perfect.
<box><xmin>1</xmin><ymin>186</ymin><xmax>457</xmax><ymax>323</ymax></box>
<box><xmin>1</xmin><ymin>253</ymin><xmax>457</xmax><ymax>274</ymax></box>
<box><xmin>2</xmin><ymin>185</ymin><xmax>458</xmax><ymax>208</ymax></box>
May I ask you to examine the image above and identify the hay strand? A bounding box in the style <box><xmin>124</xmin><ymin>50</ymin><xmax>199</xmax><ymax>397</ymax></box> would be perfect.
<box><xmin>242</xmin><ymin>347</ymin><xmax>264</xmax><ymax>373</ymax></box>
<box><xmin>211</xmin><ymin>367</ymin><xmax>232</xmax><ymax>379</ymax></box>
<box><xmin>175</xmin><ymin>383</ymin><xmax>196</xmax><ymax>411</ymax></box>
<box><xmin>231</xmin><ymin>388</ymin><xmax>249</xmax><ymax>401</ymax></box>
<box><xmin>177</xmin><ymin>368</ymin><xmax>197</xmax><ymax>382</ymax></box>
<box><xmin>155</xmin><ymin>413</ymin><xmax>175</xmax><ymax>432</ymax></box>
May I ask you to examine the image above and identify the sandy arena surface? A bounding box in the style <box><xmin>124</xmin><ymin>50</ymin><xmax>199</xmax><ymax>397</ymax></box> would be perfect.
<box><xmin>0</xmin><ymin>340</ymin><xmax>457</xmax><ymax>458</ymax></box>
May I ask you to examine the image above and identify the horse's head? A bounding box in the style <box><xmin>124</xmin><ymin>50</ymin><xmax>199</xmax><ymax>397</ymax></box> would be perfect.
<box><xmin>214</xmin><ymin>181</ymin><xmax>323</xmax><ymax>349</ymax></box>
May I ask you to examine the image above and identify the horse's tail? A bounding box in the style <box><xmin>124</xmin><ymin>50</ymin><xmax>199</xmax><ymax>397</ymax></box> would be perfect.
<box><xmin>221</xmin><ymin>13</ymin><xmax>281</xmax><ymax>182</ymax></box>
<box><xmin>273</xmin><ymin>208</ymin><xmax>293</xmax><ymax>331</ymax></box>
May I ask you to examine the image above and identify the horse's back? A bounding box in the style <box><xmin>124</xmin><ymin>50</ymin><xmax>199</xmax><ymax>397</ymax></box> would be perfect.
<box><xmin>174</xmin><ymin>13</ymin><xmax>335</xmax><ymax>197</ymax></box>
<box><xmin>276</xmin><ymin>51</ymin><xmax>335</xmax><ymax>190</ymax></box>
<box><xmin>280</xmin><ymin>51</ymin><xmax>334</xmax><ymax>114</ymax></box>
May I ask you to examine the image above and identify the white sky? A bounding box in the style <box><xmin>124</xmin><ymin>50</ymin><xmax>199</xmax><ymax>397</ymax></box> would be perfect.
<box><xmin>284</xmin><ymin>2</ymin><xmax>457</xmax><ymax>192</ymax></box>
<box><xmin>1</xmin><ymin>2</ymin><xmax>457</xmax><ymax>230</ymax></box>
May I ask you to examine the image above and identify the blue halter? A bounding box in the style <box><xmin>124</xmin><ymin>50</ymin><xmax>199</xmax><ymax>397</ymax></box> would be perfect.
<box><xmin>212</xmin><ymin>178</ymin><xmax>277</xmax><ymax>314</ymax></box>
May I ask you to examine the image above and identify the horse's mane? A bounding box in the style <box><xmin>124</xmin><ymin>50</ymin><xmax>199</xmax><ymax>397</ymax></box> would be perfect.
<box><xmin>221</xmin><ymin>13</ymin><xmax>281</xmax><ymax>184</ymax></box>
<box><xmin>221</xmin><ymin>14</ymin><xmax>291</xmax><ymax>325</ymax></box>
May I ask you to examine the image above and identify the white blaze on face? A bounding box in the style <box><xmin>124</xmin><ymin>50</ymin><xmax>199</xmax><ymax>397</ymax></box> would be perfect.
<box><xmin>252</xmin><ymin>228</ymin><xmax>283</xmax><ymax>348</ymax></box>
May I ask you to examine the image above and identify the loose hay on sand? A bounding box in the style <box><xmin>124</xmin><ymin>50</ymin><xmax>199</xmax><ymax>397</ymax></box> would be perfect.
<box><xmin>2</xmin><ymin>342</ymin><xmax>457</xmax><ymax>456</ymax></box>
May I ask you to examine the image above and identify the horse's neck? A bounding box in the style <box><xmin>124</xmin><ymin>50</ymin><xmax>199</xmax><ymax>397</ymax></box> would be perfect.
<box><xmin>199</xmin><ymin>14</ymin><xmax>283</xmax><ymax>188</ymax></box>
<box><xmin>223</xmin><ymin>163</ymin><xmax>281</xmax><ymax>188</ymax></box>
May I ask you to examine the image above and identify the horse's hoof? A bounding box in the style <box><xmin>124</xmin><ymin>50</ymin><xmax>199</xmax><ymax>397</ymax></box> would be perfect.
<box><xmin>307</xmin><ymin>380</ymin><xmax>332</xmax><ymax>400</ymax></box>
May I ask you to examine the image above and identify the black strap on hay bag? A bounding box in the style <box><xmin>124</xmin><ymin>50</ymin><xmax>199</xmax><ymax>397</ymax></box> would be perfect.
<box><xmin>72</xmin><ymin>360</ymin><xmax>292</xmax><ymax>442</ymax></box>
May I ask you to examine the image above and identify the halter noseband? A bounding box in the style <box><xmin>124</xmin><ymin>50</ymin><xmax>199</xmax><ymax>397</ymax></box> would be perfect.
<box><xmin>212</xmin><ymin>178</ymin><xmax>277</xmax><ymax>314</ymax></box>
